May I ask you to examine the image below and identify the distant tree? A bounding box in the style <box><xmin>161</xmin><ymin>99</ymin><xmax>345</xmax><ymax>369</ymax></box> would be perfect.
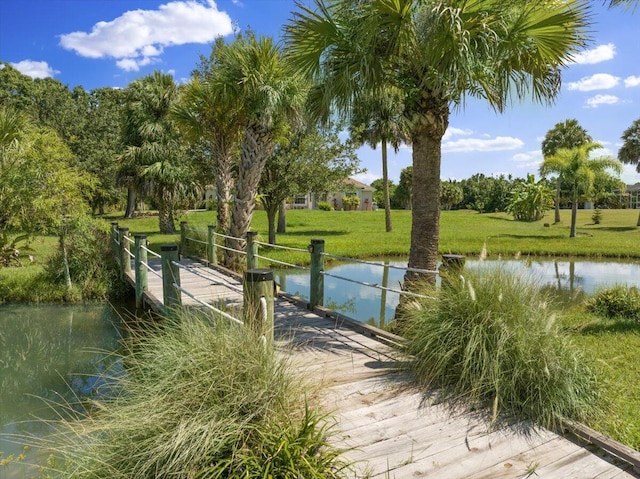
<box><xmin>119</xmin><ymin>72</ymin><xmax>198</xmax><ymax>234</ymax></box>
<box><xmin>541</xmin><ymin>119</ymin><xmax>593</xmax><ymax>223</ymax></box>
<box><xmin>259</xmin><ymin>126</ymin><xmax>359</xmax><ymax>244</ymax></box>
<box><xmin>370</xmin><ymin>178</ymin><xmax>396</xmax><ymax>208</ymax></box>
<box><xmin>440</xmin><ymin>181</ymin><xmax>463</xmax><ymax>211</ymax></box>
<box><xmin>394</xmin><ymin>166</ymin><xmax>413</xmax><ymax>210</ymax></box>
<box><xmin>541</xmin><ymin>143</ymin><xmax>622</xmax><ymax>237</ymax></box>
<box><xmin>506</xmin><ymin>174</ymin><xmax>553</xmax><ymax>222</ymax></box>
<box><xmin>350</xmin><ymin>86</ymin><xmax>410</xmax><ymax>232</ymax></box>
<box><xmin>1</xmin><ymin>108</ymin><xmax>94</xmax><ymax>265</ymax></box>
<box><xmin>71</xmin><ymin>87</ymin><xmax>127</xmax><ymax>214</ymax></box>
<box><xmin>618</xmin><ymin>118</ymin><xmax>640</xmax><ymax>225</ymax></box>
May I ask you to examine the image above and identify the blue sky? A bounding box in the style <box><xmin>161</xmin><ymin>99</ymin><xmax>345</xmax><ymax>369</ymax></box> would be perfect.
<box><xmin>1</xmin><ymin>0</ymin><xmax>639</xmax><ymax>185</ymax></box>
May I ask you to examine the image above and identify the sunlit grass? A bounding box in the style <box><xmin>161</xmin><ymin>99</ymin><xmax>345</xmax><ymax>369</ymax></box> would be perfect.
<box><xmin>401</xmin><ymin>268</ymin><xmax>601</xmax><ymax>431</ymax></box>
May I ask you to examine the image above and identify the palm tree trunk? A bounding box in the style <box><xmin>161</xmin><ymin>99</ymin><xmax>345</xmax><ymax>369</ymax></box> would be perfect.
<box><xmin>405</xmin><ymin>122</ymin><xmax>446</xmax><ymax>285</ymax></box>
<box><xmin>158</xmin><ymin>198</ymin><xmax>176</xmax><ymax>234</ymax></box>
<box><xmin>266</xmin><ymin>204</ymin><xmax>278</xmax><ymax>244</ymax></box>
<box><xmin>277</xmin><ymin>200</ymin><xmax>286</xmax><ymax>233</ymax></box>
<box><xmin>382</xmin><ymin>139</ymin><xmax>392</xmax><ymax>233</ymax></box>
<box><xmin>227</xmin><ymin>126</ymin><xmax>272</xmax><ymax>270</ymax></box>
<box><xmin>124</xmin><ymin>186</ymin><xmax>136</xmax><ymax>218</ymax></box>
<box><xmin>555</xmin><ymin>177</ymin><xmax>561</xmax><ymax>223</ymax></box>
<box><xmin>570</xmin><ymin>189</ymin><xmax>578</xmax><ymax>238</ymax></box>
<box><xmin>215</xmin><ymin>154</ymin><xmax>233</xmax><ymax>233</ymax></box>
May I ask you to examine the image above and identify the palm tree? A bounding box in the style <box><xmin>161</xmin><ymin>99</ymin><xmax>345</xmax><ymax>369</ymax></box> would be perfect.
<box><xmin>350</xmin><ymin>86</ymin><xmax>410</xmax><ymax>232</ymax></box>
<box><xmin>286</xmin><ymin>0</ymin><xmax>591</xmax><ymax>285</ymax></box>
<box><xmin>541</xmin><ymin>143</ymin><xmax>622</xmax><ymax>237</ymax></box>
<box><xmin>172</xmin><ymin>77</ymin><xmax>241</xmax><ymax>234</ymax></box>
<box><xmin>541</xmin><ymin>119</ymin><xmax>593</xmax><ymax>223</ymax></box>
<box><xmin>120</xmin><ymin>72</ymin><xmax>196</xmax><ymax>234</ymax></box>
<box><xmin>209</xmin><ymin>33</ymin><xmax>306</xmax><ymax>269</ymax></box>
<box><xmin>618</xmin><ymin>118</ymin><xmax>640</xmax><ymax>226</ymax></box>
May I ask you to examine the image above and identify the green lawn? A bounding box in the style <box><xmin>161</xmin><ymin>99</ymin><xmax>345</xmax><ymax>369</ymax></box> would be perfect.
<box><xmin>110</xmin><ymin>208</ymin><xmax>639</xmax><ymax>266</ymax></box>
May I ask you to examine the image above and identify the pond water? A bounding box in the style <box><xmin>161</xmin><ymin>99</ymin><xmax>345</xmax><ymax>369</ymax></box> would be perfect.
<box><xmin>274</xmin><ymin>257</ymin><xmax>640</xmax><ymax>328</ymax></box>
<box><xmin>0</xmin><ymin>303</ymin><xmax>125</xmax><ymax>475</ymax></box>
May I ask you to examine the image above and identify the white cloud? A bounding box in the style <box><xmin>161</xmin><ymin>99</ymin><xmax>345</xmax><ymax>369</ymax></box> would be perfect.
<box><xmin>624</xmin><ymin>75</ymin><xmax>640</xmax><ymax>88</ymax></box>
<box><xmin>511</xmin><ymin>150</ymin><xmax>542</xmax><ymax>170</ymax></box>
<box><xmin>59</xmin><ymin>0</ymin><xmax>233</xmax><ymax>70</ymax></box>
<box><xmin>443</xmin><ymin>126</ymin><xmax>473</xmax><ymax>140</ymax></box>
<box><xmin>10</xmin><ymin>60</ymin><xmax>60</xmax><ymax>79</ymax></box>
<box><xmin>567</xmin><ymin>73</ymin><xmax>620</xmax><ymax>91</ymax></box>
<box><xmin>585</xmin><ymin>94</ymin><xmax>620</xmax><ymax>108</ymax></box>
<box><xmin>621</xmin><ymin>164</ymin><xmax>639</xmax><ymax>184</ymax></box>
<box><xmin>442</xmin><ymin>136</ymin><xmax>524</xmax><ymax>153</ymax></box>
<box><xmin>571</xmin><ymin>43</ymin><xmax>616</xmax><ymax>65</ymax></box>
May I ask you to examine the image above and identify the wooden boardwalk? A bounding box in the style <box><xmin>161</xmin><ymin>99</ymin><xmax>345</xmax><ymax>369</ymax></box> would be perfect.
<box><xmin>126</xmin><ymin>258</ymin><xmax>639</xmax><ymax>479</ymax></box>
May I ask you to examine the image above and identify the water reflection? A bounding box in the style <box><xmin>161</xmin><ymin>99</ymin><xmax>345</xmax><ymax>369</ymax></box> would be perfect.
<box><xmin>274</xmin><ymin>257</ymin><xmax>640</xmax><ymax>327</ymax></box>
<box><xmin>0</xmin><ymin>303</ymin><xmax>124</xmax><ymax>468</ymax></box>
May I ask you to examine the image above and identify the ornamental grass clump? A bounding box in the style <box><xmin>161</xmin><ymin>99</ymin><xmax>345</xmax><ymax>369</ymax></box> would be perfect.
<box><xmin>402</xmin><ymin>267</ymin><xmax>600</xmax><ymax>430</ymax></box>
<box><xmin>41</xmin><ymin>313</ymin><xmax>348</xmax><ymax>478</ymax></box>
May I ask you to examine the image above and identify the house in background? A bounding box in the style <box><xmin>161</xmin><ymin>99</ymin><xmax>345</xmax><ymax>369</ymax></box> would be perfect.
<box><xmin>292</xmin><ymin>177</ymin><xmax>376</xmax><ymax>211</ymax></box>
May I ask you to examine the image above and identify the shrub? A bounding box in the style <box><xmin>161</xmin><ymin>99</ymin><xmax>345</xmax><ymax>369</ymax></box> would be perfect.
<box><xmin>45</xmin><ymin>313</ymin><xmax>348</xmax><ymax>478</ymax></box>
<box><xmin>44</xmin><ymin>215</ymin><xmax>122</xmax><ymax>301</ymax></box>
<box><xmin>401</xmin><ymin>267</ymin><xmax>600</xmax><ymax>430</ymax></box>
<box><xmin>592</xmin><ymin>209</ymin><xmax>603</xmax><ymax>225</ymax></box>
<box><xmin>317</xmin><ymin>201</ymin><xmax>334</xmax><ymax>211</ymax></box>
<box><xmin>585</xmin><ymin>285</ymin><xmax>640</xmax><ymax>321</ymax></box>
<box><xmin>341</xmin><ymin>195</ymin><xmax>360</xmax><ymax>211</ymax></box>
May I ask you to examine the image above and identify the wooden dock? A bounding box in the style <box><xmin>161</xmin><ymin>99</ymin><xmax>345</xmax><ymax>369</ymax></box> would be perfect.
<box><xmin>125</xmin><ymin>258</ymin><xmax>639</xmax><ymax>478</ymax></box>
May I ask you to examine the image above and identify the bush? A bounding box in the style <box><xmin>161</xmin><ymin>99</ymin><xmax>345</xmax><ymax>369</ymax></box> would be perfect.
<box><xmin>46</xmin><ymin>313</ymin><xmax>348</xmax><ymax>478</ymax></box>
<box><xmin>585</xmin><ymin>285</ymin><xmax>640</xmax><ymax>321</ymax></box>
<box><xmin>401</xmin><ymin>267</ymin><xmax>600</xmax><ymax>430</ymax></box>
<box><xmin>44</xmin><ymin>215</ymin><xmax>122</xmax><ymax>301</ymax></box>
<box><xmin>317</xmin><ymin>201</ymin><xmax>334</xmax><ymax>211</ymax></box>
<box><xmin>341</xmin><ymin>195</ymin><xmax>360</xmax><ymax>211</ymax></box>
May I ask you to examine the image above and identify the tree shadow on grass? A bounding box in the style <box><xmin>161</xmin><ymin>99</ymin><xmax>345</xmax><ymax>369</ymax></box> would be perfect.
<box><xmin>594</xmin><ymin>226</ymin><xmax>638</xmax><ymax>232</ymax></box>
<box><xmin>288</xmin><ymin>230</ymin><xmax>349</xmax><ymax>237</ymax></box>
<box><xmin>572</xmin><ymin>319</ymin><xmax>640</xmax><ymax>336</ymax></box>
<box><xmin>496</xmin><ymin>233</ymin><xmax>566</xmax><ymax>240</ymax></box>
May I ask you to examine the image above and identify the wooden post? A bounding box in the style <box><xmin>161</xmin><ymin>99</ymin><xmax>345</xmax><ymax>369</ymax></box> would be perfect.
<box><xmin>439</xmin><ymin>254</ymin><xmax>466</xmax><ymax>288</ymax></box>
<box><xmin>207</xmin><ymin>224</ymin><xmax>217</xmax><ymax>266</ymax></box>
<box><xmin>180</xmin><ymin>221</ymin><xmax>188</xmax><ymax>258</ymax></box>
<box><xmin>161</xmin><ymin>244</ymin><xmax>182</xmax><ymax>312</ymax></box>
<box><xmin>309</xmin><ymin>239</ymin><xmax>324</xmax><ymax>308</ymax></box>
<box><xmin>243</xmin><ymin>268</ymin><xmax>274</xmax><ymax>346</ymax></box>
<box><xmin>379</xmin><ymin>260</ymin><xmax>389</xmax><ymax>328</ymax></box>
<box><xmin>246</xmin><ymin>231</ymin><xmax>258</xmax><ymax>270</ymax></box>
<box><xmin>134</xmin><ymin>234</ymin><xmax>148</xmax><ymax>310</ymax></box>
<box><xmin>111</xmin><ymin>222</ymin><xmax>119</xmax><ymax>261</ymax></box>
<box><xmin>118</xmin><ymin>227</ymin><xmax>130</xmax><ymax>279</ymax></box>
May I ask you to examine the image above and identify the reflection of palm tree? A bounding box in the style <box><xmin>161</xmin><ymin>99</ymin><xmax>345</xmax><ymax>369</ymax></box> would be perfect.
<box><xmin>379</xmin><ymin>261</ymin><xmax>390</xmax><ymax>328</ymax></box>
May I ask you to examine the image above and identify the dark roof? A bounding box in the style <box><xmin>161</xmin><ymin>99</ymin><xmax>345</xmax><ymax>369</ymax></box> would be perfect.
<box><xmin>627</xmin><ymin>183</ymin><xmax>640</xmax><ymax>193</ymax></box>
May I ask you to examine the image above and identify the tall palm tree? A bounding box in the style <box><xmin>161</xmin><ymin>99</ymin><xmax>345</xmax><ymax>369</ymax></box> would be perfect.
<box><xmin>541</xmin><ymin>143</ymin><xmax>622</xmax><ymax>237</ymax></box>
<box><xmin>286</xmin><ymin>0</ymin><xmax>591</xmax><ymax>285</ymax></box>
<box><xmin>172</xmin><ymin>77</ymin><xmax>242</xmax><ymax>234</ymax></box>
<box><xmin>351</xmin><ymin>86</ymin><xmax>410</xmax><ymax>232</ymax></box>
<box><xmin>210</xmin><ymin>33</ymin><xmax>306</xmax><ymax>269</ymax></box>
<box><xmin>541</xmin><ymin>119</ymin><xmax>593</xmax><ymax>223</ymax></box>
<box><xmin>120</xmin><ymin>72</ymin><xmax>197</xmax><ymax>234</ymax></box>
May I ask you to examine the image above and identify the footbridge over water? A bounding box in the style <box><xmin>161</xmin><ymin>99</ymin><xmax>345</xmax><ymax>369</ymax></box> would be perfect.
<box><xmin>110</xmin><ymin>222</ymin><xmax>639</xmax><ymax>478</ymax></box>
